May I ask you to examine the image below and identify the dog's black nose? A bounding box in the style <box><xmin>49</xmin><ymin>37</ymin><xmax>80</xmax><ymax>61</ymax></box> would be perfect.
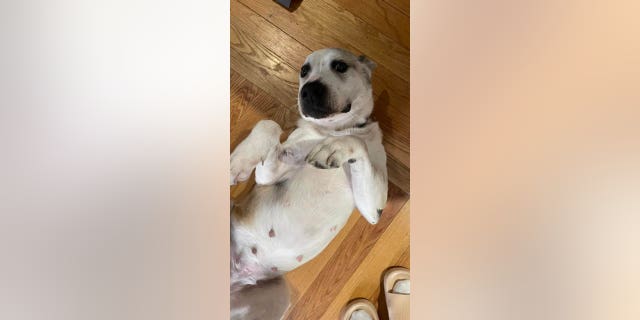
<box><xmin>300</xmin><ymin>81</ymin><xmax>326</xmax><ymax>106</ymax></box>
<box><xmin>300</xmin><ymin>81</ymin><xmax>331</xmax><ymax>118</ymax></box>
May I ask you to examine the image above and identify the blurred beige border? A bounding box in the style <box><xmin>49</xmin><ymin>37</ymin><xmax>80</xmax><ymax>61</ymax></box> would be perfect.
<box><xmin>412</xmin><ymin>0</ymin><xmax>640</xmax><ymax>319</ymax></box>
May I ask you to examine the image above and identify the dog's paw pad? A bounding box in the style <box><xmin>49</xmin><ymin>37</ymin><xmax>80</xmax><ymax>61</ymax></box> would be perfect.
<box><xmin>296</xmin><ymin>255</ymin><xmax>303</xmax><ymax>262</ymax></box>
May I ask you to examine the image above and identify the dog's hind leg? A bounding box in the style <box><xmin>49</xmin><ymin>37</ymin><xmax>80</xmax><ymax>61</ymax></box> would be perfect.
<box><xmin>231</xmin><ymin>276</ymin><xmax>291</xmax><ymax>320</ymax></box>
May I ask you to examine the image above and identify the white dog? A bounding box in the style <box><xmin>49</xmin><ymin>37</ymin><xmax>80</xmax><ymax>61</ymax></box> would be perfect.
<box><xmin>230</xmin><ymin>48</ymin><xmax>388</xmax><ymax>319</ymax></box>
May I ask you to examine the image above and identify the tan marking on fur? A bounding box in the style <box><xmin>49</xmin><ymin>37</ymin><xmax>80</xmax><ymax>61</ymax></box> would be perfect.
<box><xmin>231</xmin><ymin>204</ymin><xmax>255</xmax><ymax>225</ymax></box>
<box><xmin>231</xmin><ymin>185</ymin><xmax>274</xmax><ymax>226</ymax></box>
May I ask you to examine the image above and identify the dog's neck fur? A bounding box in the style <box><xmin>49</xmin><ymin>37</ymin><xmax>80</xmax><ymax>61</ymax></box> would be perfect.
<box><xmin>298</xmin><ymin>115</ymin><xmax>376</xmax><ymax>139</ymax></box>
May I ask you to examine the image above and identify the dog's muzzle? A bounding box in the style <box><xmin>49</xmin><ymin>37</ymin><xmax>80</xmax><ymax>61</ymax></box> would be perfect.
<box><xmin>300</xmin><ymin>81</ymin><xmax>332</xmax><ymax>119</ymax></box>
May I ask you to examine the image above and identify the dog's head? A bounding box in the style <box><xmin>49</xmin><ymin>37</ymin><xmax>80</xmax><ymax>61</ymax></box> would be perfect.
<box><xmin>298</xmin><ymin>48</ymin><xmax>376</xmax><ymax>129</ymax></box>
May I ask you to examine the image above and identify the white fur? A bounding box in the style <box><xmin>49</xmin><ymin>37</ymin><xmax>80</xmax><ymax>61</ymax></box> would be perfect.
<box><xmin>298</xmin><ymin>48</ymin><xmax>375</xmax><ymax>130</ymax></box>
<box><xmin>230</xmin><ymin>48</ymin><xmax>388</xmax><ymax>319</ymax></box>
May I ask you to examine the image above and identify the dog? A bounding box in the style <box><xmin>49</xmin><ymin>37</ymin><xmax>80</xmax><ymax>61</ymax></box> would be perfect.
<box><xmin>230</xmin><ymin>48</ymin><xmax>388</xmax><ymax>319</ymax></box>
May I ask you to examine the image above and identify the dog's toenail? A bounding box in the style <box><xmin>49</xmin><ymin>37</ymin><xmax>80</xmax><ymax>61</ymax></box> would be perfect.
<box><xmin>251</xmin><ymin>247</ymin><xmax>257</xmax><ymax>255</ymax></box>
<box><xmin>269</xmin><ymin>228</ymin><xmax>276</xmax><ymax>238</ymax></box>
<box><xmin>296</xmin><ymin>255</ymin><xmax>303</xmax><ymax>262</ymax></box>
<box><xmin>377</xmin><ymin>208</ymin><xmax>383</xmax><ymax>217</ymax></box>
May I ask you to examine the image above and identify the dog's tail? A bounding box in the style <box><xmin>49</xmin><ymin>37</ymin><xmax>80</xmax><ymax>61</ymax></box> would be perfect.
<box><xmin>231</xmin><ymin>276</ymin><xmax>291</xmax><ymax>320</ymax></box>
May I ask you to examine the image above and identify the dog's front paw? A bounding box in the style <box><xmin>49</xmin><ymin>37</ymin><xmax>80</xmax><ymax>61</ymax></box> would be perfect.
<box><xmin>250</xmin><ymin>120</ymin><xmax>282</xmax><ymax>139</ymax></box>
<box><xmin>230</xmin><ymin>154</ymin><xmax>262</xmax><ymax>185</ymax></box>
<box><xmin>305</xmin><ymin>136</ymin><xmax>367</xmax><ymax>169</ymax></box>
<box><xmin>230</xmin><ymin>120</ymin><xmax>283</xmax><ymax>185</ymax></box>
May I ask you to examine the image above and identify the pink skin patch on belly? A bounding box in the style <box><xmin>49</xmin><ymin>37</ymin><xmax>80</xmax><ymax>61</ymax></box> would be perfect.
<box><xmin>296</xmin><ymin>255</ymin><xmax>303</xmax><ymax>262</ymax></box>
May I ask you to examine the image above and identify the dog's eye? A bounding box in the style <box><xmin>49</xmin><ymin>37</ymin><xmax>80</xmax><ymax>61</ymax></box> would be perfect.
<box><xmin>300</xmin><ymin>64</ymin><xmax>311</xmax><ymax>78</ymax></box>
<box><xmin>331</xmin><ymin>60</ymin><xmax>349</xmax><ymax>73</ymax></box>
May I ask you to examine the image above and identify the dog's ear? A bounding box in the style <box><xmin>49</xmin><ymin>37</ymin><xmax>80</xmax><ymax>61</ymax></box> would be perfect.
<box><xmin>358</xmin><ymin>55</ymin><xmax>377</xmax><ymax>79</ymax></box>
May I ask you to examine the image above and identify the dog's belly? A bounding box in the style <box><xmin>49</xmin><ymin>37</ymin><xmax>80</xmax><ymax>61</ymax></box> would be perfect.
<box><xmin>231</xmin><ymin>167</ymin><xmax>354</xmax><ymax>281</ymax></box>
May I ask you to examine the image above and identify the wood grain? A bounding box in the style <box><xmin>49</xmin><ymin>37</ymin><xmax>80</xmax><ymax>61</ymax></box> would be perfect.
<box><xmin>382</xmin><ymin>0</ymin><xmax>410</xmax><ymax>17</ymax></box>
<box><xmin>230</xmin><ymin>70</ymin><xmax>298</xmax><ymax>150</ymax></box>
<box><xmin>230</xmin><ymin>0</ymin><xmax>309</xmax><ymax>69</ymax></box>
<box><xmin>239</xmin><ymin>0</ymin><xmax>409</xmax><ymax>82</ymax></box>
<box><xmin>332</xmin><ymin>0</ymin><xmax>409</xmax><ymax>49</ymax></box>
<box><xmin>387</xmin><ymin>154</ymin><xmax>411</xmax><ymax>194</ymax></box>
<box><xmin>230</xmin><ymin>25</ymin><xmax>299</xmax><ymax>109</ymax></box>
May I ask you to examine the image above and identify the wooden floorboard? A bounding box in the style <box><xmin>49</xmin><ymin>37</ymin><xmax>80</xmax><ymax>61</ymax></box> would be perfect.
<box><xmin>382</xmin><ymin>0</ymin><xmax>410</xmax><ymax>17</ymax></box>
<box><xmin>230</xmin><ymin>70</ymin><xmax>298</xmax><ymax>151</ymax></box>
<box><xmin>230</xmin><ymin>30</ymin><xmax>299</xmax><ymax>109</ymax></box>
<box><xmin>331</xmin><ymin>0</ymin><xmax>410</xmax><ymax>49</ymax></box>
<box><xmin>231</xmin><ymin>0</ymin><xmax>410</xmax><ymax>317</ymax></box>
<box><xmin>387</xmin><ymin>154</ymin><xmax>411</xmax><ymax>195</ymax></box>
<box><xmin>238</xmin><ymin>0</ymin><xmax>409</xmax><ymax>82</ymax></box>
<box><xmin>230</xmin><ymin>0</ymin><xmax>309</xmax><ymax>69</ymax></box>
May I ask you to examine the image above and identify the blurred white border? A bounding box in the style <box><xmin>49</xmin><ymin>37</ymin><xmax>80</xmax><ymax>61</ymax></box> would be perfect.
<box><xmin>1</xmin><ymin>1</ymin><xmax>229</xmax><ymax>319</ymax></box>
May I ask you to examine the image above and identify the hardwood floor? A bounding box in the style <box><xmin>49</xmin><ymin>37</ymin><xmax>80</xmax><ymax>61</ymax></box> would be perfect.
<box><xmin>230</xmin><ymin>0</ymin><xmax>409</xmax><ymax>318</ymax></box>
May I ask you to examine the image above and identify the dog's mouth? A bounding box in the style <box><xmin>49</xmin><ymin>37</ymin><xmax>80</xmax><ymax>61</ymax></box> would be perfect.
<box><xmin>301</xmin><ymin>101</ymin><xmax>352</xmax><ymax>120</ymax></box>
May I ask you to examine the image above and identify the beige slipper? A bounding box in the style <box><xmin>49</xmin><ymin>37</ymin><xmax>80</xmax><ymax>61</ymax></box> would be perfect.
<box><xmin>383</xmin><ymin>267</ymin><xmax>410</xmax><ymax>320</ymax></box>
<box><xmin>340</xmin><ymin>298</ymin><xmax>380</xmax><ymax>320</ymax></box>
